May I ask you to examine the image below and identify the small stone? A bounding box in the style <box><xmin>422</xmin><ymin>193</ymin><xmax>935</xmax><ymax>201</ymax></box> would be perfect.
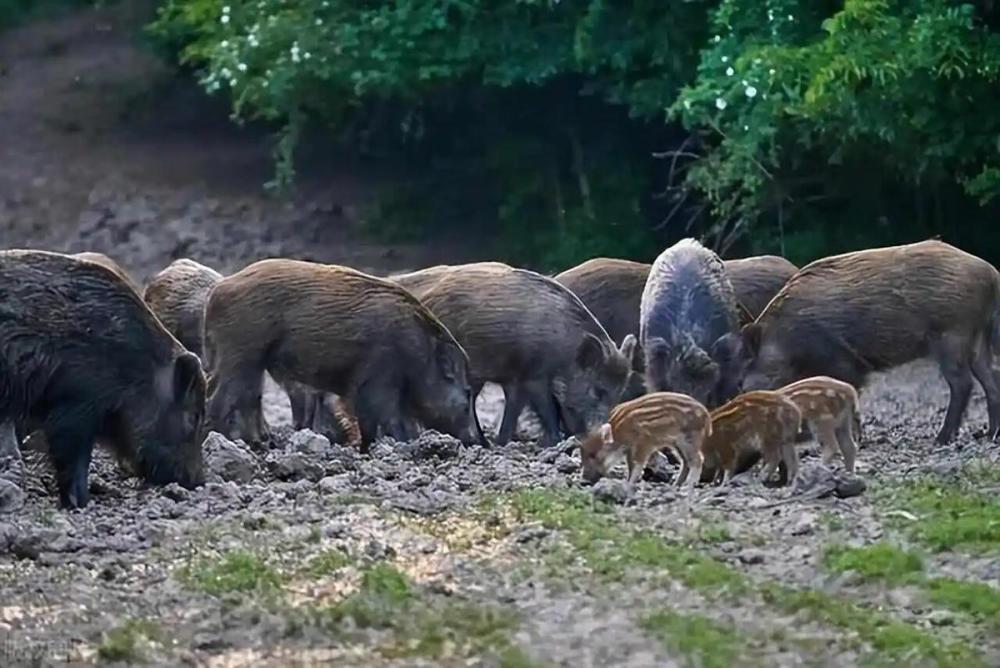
<box><xmin>515</xmin><ymin>524</ymin><xmax>550</xmax><ymax>544</ymax></box>
<box><xmin>0</xmin><ymin>478</ymin><xmax>25</xmax><ymax>514</ymax></box>
<box><xmin>289</xmin><ymin>429</ymin><xmax>331</xmax><ymax>456</ymax></box>
<box><xmin>926</xmin><ymin>610</ymin><xmax>956</xmax><ymax>626</ymax></box>
<box><xmin>792</xmin><ymin>512</ymin><xmax>818</xmax><ymax>536</ymax></box>
<box><xmin>554</xmin><ymin>454</ymin><xmax>578</xmax><ymax>474</ymax></box>
<box><xmin>364</xmin><ymin>540</ymin><xmax>396</xmax><ymax>561</ymax></box>
<box><xmin>318</xmin><ymin>475</ymin><xmax>352</xmax><ymax>495</ymax></box>
<box><xmin>538</xmin><ymin>449</ymin><xmax>560</xmax><ymax>464</ymax></box>
<box><xmin>835</xmin><ymin>477</ymin><xmax>867</xmax><ymax>499</ymax></box>
<box><xmin>591</xmin><ymin>478</ymin><xmax>631</xmax><ymax>505</ymax></box>
<box><xmin>203</xmin><ymin>432</ymin><xmax>259</xmax><ymax>483</ymax></box>
<box><xmin>322</xmin><ymin>521</ymin><xmax>347</xmax><ymax>538</ymax></box>
<box><xmin>738</xmin><ymin>548</ymin><xmax>766</xmax><ymax>565</ymax></box>
<box><xmin>161</xmin><ymin>483</ymin><xmax>190</xmax><ymax>502</ymax></box>
<box><xmin>269</xmin><ymin>453</ymin><xmax>324</xmax><ymax>482</ymax></box>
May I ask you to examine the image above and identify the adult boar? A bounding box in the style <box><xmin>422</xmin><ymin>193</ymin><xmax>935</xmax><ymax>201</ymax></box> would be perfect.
<box><xmin>392</xmin><ymin>262</ymin><xmax>631</xmax><ymax>447</ymax></box>
<box><xmin>640</xmin><ymin>239</ymin><xmax>746</xmax><ymax>407</ymax></box>
<box><xmin>143</xmin><ymin>258</ymin><xmax>224</xmax><ymax>359</ymax></box>
<box><xmin>0</xmin><ymin>250</ymin><xmax>206</xmax><ymax>508</ymax></box>
<box><xmin>204</xmin><ymin>260</ymin><xmax>481</xmax><ymax>449</ymax></box>
<box><xmin>724</xmin><ymin>255</ymin><xmax>798</xmax><ymax>318</ymax></box>
<box><xmin>742</xmin><ymin>240</ymin><xmax>1000</xmax><ymax>444</ymax></box>
<box><xmin>71</xmin><ymin>251</ymin><xmax>143</xmax><ymax>295</ymax></box>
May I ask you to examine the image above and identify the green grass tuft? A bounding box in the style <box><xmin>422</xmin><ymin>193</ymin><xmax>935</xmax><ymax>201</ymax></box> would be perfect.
<box><xmin>97</xmin><ymin>619</ymin><xmax>163</xmax><ymax>663</ymax></box>
<box><xmin>181</xmin><ymin>550</ymin><xmax>284</xmax><ymax>596</ymax></box>
<box><xmin>489</xmin><ymin>489</ymin><xmax>747</xmax><ymax>593</ymax></box>
<box><xmin>641</xmin><ymin>610</ymin><xmax>743</xmax><ymax>668</ymax></box>
<box><xmin>301</xmin><ymin>549</ymin><xmax>352</xmax><ymax>578</ymax></box>
<box><xmin>822</xmin><ymin>543</ymin><xmax>924</xmax><ymax>584</ymax></box>
<box><xmin>762</xmin><ymin>585</ymin><xmax>981</xmax><ymax>667</ymax></box>
<box><xmin>925</xmin><ymin>578</ymin><xmax>1000</xmax><ymax>628</ymax></box>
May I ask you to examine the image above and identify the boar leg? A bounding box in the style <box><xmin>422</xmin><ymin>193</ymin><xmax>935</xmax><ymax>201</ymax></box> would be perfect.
<box><xmin>45</xmin><ymin>419</ymin><xmax>95</xmax><ymax>509</ymax></box>
<box><xmin>523</xmin><ymin>380</ymin><xmax>562</xmax><ymax>448</ymax></box>
<box><xmin>780</xmin><ymin>441</ymin><xmax>799</xmax><ymax>486</ymax></box>
<box><xmin>813</xmin><ymin>420</ymin><xmax>840</xmax><ymax>467</ymax></box>
<box><xmin>626</xmin><ymin>448</ymin><xmax>649</xmax><ymax>485</ymax></box>
<box><xmin>496</xmin><ymin>383</ymin><xmax>526</xmax><ymax>446</ymax></box>
<box><xmin>834</xmin><ymin>421</ymin><xmax>858</xmax><ymax>475</ymax></box>
<box><xmin>970</xmin><ymin>339</ymin><xmax>1000</xmax><ymax>439</ymax></box>
<box><xmin>933</xmin><ymin>336</ymin><xmax>974</xmax><ymax>444</ymax></box>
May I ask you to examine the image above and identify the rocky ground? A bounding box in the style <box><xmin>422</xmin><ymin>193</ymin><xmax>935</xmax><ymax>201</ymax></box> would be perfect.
<box><xmin>0</xmin><ymin>361</ymin><xmax>999</xmax><ymax>667</ymax></box>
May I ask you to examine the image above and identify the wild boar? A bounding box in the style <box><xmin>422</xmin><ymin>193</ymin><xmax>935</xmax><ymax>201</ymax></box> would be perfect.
<box><xmin>640</xmin><ymin>239</ymin><xmax>746</xmax><ymax>407</ymax></box>
<box><xmin>724</xmin><ymin>255</ymin><xmax>797</xmax><ymax>318</ymax></box>
<box><xmin>204</xmin><ymin>259</ymin><xmax>482</xmax><ymax>449</ymax></box>
<box><xmin>143</xmin><ymin>258</ymin><xmax>224</xmax><ymax>359</ymax></box>
<box><xmin>742</xmin><ymin>240</ymin><xmax>1000</xmax><ymax>444</ymax></box>
<box><xmin>579</xmin><ymin>392</ymin><xmax>711</xmax><ymax>490</ymax></box>
<box><xmin>776</xmin><ymin>376</ymin><xmax>861</xmax><ymax>474</ymax></box>
<box><xmin>71</xmin><ymin>251</ymin><xmax>143</xmax><ymax>295</ymax></box>
<box><xmin>0</xmin><ymin>250</ymin><xmax>206</xmax><ymax>508</ymax></box>
<box><xmin>391</xmin><ymin>262</ymin><xmax>631</xmax><ymax>447</ymax></box>
<box><xmin>704</xmin><ymin>390</ymin><xmax>803</xmax><ymax>485</ymax></box>
<box><xmin>554</xmin><ymin>258</ymin><xmax>649</xmax><ymax>345</ymax></box>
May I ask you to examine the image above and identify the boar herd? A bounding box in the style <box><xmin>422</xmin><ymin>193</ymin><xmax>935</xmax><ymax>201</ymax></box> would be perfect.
<box><xmin>0</xmin><ymin>237</ymin><xmax>997</xmax><ymax>508</ymax></box>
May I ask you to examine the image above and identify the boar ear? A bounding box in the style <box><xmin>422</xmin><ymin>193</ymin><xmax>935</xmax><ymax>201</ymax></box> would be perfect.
<box><xmin>619</xmin><ymin>334</ymin><xmax>643</xmax><ymax>370</ymax></box>
<box><xmin>735</xmin><ymin>301</ymin><xmax>755</xmax><ymax>327</ymax></box>
<box><xmin>710</xmin><ymin>332</ymin><xmax>744</xmax><ymax>364</ymax></box>
<box><xmin>173</xmin><ymin>351</ymin><xmax>204</xmax><ymax>404</ymax></box>
<box><xmin>577</xmin><ymin>333</ymin><xmax>606</xmax><ymax>369</ymax></box>
<box><xmin>600</xmin><ymin>423</ymin><xmax>613</xmax><ymax>444</ymax></box>
<box><xmin>741</xmin><ymin>322</ymin><xmax>762</xmax><ymax>358</ymax></box>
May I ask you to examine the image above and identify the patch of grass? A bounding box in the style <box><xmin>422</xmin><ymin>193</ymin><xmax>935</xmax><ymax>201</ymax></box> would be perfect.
<box><xmin>820</xmin><ymin>512</ymin><xmax>845</xmax><ymax>531</ymax></box>
<box><xmin>301</xmin><ymin>549</ymin><xmax>352</xmax><ymax>578</ymax></box>
<box><xmin>878</xmin><ymin>470</ymin><xmax>1000</xmax><ymax>553</ymax></box>
<box><xmin>822</xmin><ymin>543</ymin><xmax>924</xmax><ymax>584</ymax></box>
<box><xmin>485</xmin><ymin>489</ymin><xmax>747</xmax><ymax>594</ymax></box>
<box><xmin>181</xmin><ymin>550</ymin><xmax>284</xmax><ymax>596</ymax></box>
<box><xmin>761</xmin><ymin>585</ymin><xmax>982</xmax><ymax>667</ymax></box>
<box><xmin>320</xmin><ymin>563</ymin><xmax>414</xmax><ymax>628</ymax></box>
<box><xmin>641</xmin><ymin>610</ymin><xmax>743</xmax><ymax>668</ymax></box>
<box><xmin>97</xmin><ymin>619</ymin><xmax>163</xmax><ymax>663</ymax></box>
<box><xmin>925</xmin><ymin>578</ymin><xmax>1000</xmax><ymax>628</ymax></box>
<box><xmin>697</xmin><ymin>523</ymin><xmax>733</xmax><ymax>544</ymax></box>
<box><xmin>396</xmin><ymin>603</ymin><xmax>522</xmax><ymax>660</ymax></box>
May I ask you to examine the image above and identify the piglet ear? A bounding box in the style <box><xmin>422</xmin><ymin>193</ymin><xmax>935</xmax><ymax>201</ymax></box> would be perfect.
<box><xmin>600</xmin><ymin>423</ymin><xmax>613</xmax><ymax>444</ymax></box>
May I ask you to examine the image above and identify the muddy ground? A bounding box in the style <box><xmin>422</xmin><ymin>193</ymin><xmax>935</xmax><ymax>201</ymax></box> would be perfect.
<box><xmin>2</xmin><ymin>4</ymin><xmax>1000</xmax><ymax>668</ymax></box>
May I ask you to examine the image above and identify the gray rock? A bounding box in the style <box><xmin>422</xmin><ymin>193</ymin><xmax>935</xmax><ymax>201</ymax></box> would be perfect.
<box><xmin>738</xmin><ymin>548</ymin><xmax>766</xmax><ymax>565</ymax></box>
<box><xmin>925</xmin><ymin>610</ymin><xmax>956</xmax><ymax>626</ymax></box>
<box><xmin>203</xmin><ymin>432</ymin><xmax>259</xmax><ymax>483</ymax></box>
<box><xmin>268</xmin><ymin>452</ymin><xmax>325</xmax><ymax>482</ymax></box>
<box><xmin>289</xmin><ymin>429</ymin><xmax>331</xmax><ymax>456</ymax></box>
<box><xmin>401</xmin><ymin>430</ymin><xmax>462</xmax><ymax>460</ymax></box>
<box><xmin>161</xmin><ymin>483</ymin><xmax>191</xmax><ymax>502</ymax></box>
<box><xmin>0</xmin><ymin>478</ymin><xmax>25</xmax><ymax>514</ymax></box>
<box><xmin>835</xmin><ymin>477</ymin><xmax>867</xmax><ymax>499</ymax></box>
<box><xmin>554</xmin><ymin>454</ymin><xmax>579</xmax><ymax>474</ymax></box>
<box><xmin>791</xmin><ymin>512</ymin><xmax>818</xmax><ymax>537</ymax></box>
<box><xmin>591</xmin><ymin>479</ymin><xmax>631</xmax><ymax>505</ymax></box>
<box><xmin>318</xmin><ymin>475</ymin><xmax>353</xmax><ymax>495</ymax></box>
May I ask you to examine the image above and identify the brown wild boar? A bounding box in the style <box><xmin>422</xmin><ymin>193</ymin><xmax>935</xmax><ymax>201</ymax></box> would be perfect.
<box><xmin>579</xmin><ymin>392</ymin><xmax>711</xmax><ymax>490</ymax></box>
<box><xmin>143</xmin><ymin>258</ymin><xmax>224</xmax><ymax>359</ymax></box>
<box><xmin>204</xmin><ymin>259</ymin><xmax>482</xmax><ymax>449</ymax></box>
<box><xmin>724</xmin><ymin>255</ymin><xmax>798</xmax><ymax>318</ymax></box>
<box><xmin>742</xmin><ymin>240</ymin><xmax>1000</xmax><ymax>444</ymax></box>
<box><xmin>0</xmin><ymin>250</ymin><xmax>206</xmax><ymax>508</ymax></box>
<box><xmin>144</xmin><ymin>258</ymin><xmax>344</xmax><ymax>439</ymax></box>
<box><xmin>776</xmin><ymin>376</ymin><xmax>861</xmax><ymax>474</ymax></box>
<box><xmin>704</xmin><ymin>390</ymin><xmax>802</xmax><ymax>486</ymax></box>
<box><xmin>71</xmin><ymin>251</ymin><xmax>143</xmax><ymax>295</ymax></box>
<box><xmin>641</xmin><ymin>239</ymin><xmax>746</xmax><ymax>408</ymax></box>
<box><xmin>391</xmin><ymin>262</ymin><xmax>631</xmax><ymax>447</ymax></box>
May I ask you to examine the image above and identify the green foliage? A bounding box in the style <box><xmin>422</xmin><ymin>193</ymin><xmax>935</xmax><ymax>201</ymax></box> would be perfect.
<box><xmin>97</xmin><ymin>619</ymin><xmax>164</xmax><ymax>663</ymax></box>
<box><xmin>181</xmin><ymin>549</ymin><xmax>285</xmax><ymax>595</ymax></box>
<box><xmin>641</xmin><ymin>611</ymin><xmax>744</xmax><ymax>668</ymax></box>
<box><xmin>925</xmin><ymin>578</ymin><xmax>1000</xmax><ymax>628</ymax></box>
<box><xmin>822</xmin><ymin>542</ymin><xmax>924</xmax><ymax>583</ymax></box>
<box><xmin>146</xmin><ymin>1</ymin><xmax>1000</xmax><ymax>265</ymax></box>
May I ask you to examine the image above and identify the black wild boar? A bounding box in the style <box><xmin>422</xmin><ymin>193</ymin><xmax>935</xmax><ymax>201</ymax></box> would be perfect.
<box><xmin>554</xmin><ymin>258</ymin><xmax>649</xmax><ymax>345</ymax></box>
<box><xmin>724</xmin><ymin>255</ymin><xmax>798</xmax><ymax>318</ymax></box>
<box><xmin>0</xmin><ymin>250</ymin><xmax>206</xmax><ymax>508</ymax></box>
<box><xmin>392</xmin><ymin>262</ymin><xmax>631</xmax><ymax>447</ymax></box>
<box><xmin>71</xmin><ymin>251</ymin><xmax>143</xmax><ymax>295</ymax></box>
<box><xmin>742</xmin><ymin>239</ymin><xmax>1000</xmax><ymax>444</ymax></box>
<box><xmin>640</xmin><ymin>239</ymin><xmax>746</xmax><ymax>407</ymax></box>
<box><xmin>204</xmin><ymin>259</ymin><xmax>482</xmax><ymax>449</ymax></box>
<box><xmin>143</xmin><ymin>258</ymin><xmax>224</xmax><ymax>359</ymax></box>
